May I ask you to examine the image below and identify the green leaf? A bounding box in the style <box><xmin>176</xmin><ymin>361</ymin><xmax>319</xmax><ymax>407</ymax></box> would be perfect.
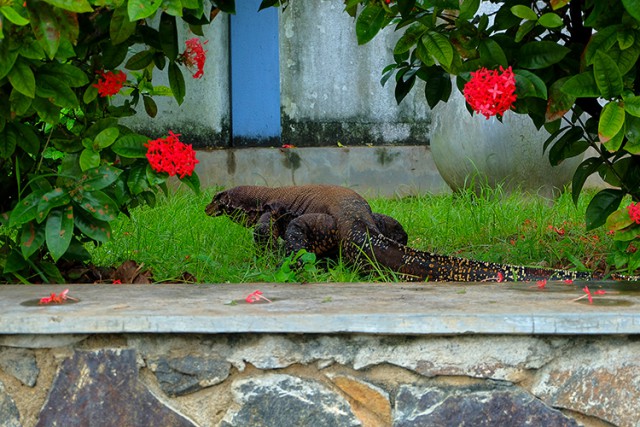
<box><xmin>3</xmin><ymin>250</ymin><xmax>28</xmax><ymax>275</ymax></box>
<box><xmin>112</xmin><ymin>134</ymin><xmax>149</xmax><ymax>158</ymax></box>
<box><xmin>548</xmin><ymin>127</ymin><xmax>588</xmax><ymax>166</ymax></box>
<box><xmin>45</xmin><ymin>206</ymin><xmax>74</xmax><ymax>262</ymax></box>
<box><xmin>20</xmin><ymin>221</ymin><xmax>45</xmax><ymax>259</ymax></box>
<box><xmin>37</xmin><ymin>187</ymin><xmax>71</xmax><ymax>223</ymax></box>
<box><xmin>9</xmin><ymin>190</ymin><xmax>47</xmax><ymax>228</ymax></box>
<box><xmin>572</xmin><ymin>157</ymin><xmax>603</xmax><ymax>205</ymax></box>
<box><xmin>8</xmin><ymin>60</ymin><xmax>35</xmax><ymax>98</ymax></box>
<box><xmin>0</xmin><ymin>6</ymin><xmax>29</xmax><ymax>25</ymax></box>
<box><xmin>125</xmin><ymin>50</ymin><xmax>155</xmax><ymax>70</ymax></box>
<box><xmin>43</xmin><ymin>63</ymin><xmax>89</xmax><ymax>87</ymax></box>
<box><xmin>424</xmin><ymin>72</ymin><xmax>452</xmax><ymax>109</ymax></box>
<box><xmin>606</xmin><ymin>207</ymin><xmax>635</xmax><ymax>233</ymax></box>
<box><xmin>143</xmin><ymin>95</ymin><xmax>158</xmax><ymax>117</ymax></box>
<box><xmin>546</xmin><ymin>77</ymin><xmax>575</xmax><ymax>122</ymax></box>
<box><xmin>74</xmin><ymin>211</ymin><xmax>112</xmax><ymax>243</ymax></box>
<box><xmin>0</xmin><ymin>125</ymin><xmax>17</xmax><ymax>158</ymax></box>
<box><xmin>585</xmin><ymin>189</ymin><xmax>625</xmax><ymax>230</ymax></box>
<box><xmin>42</xmin><ymin>0</ymin><xmax>92</xmax><ymax>12</ymax></box>
<box><xmin>538</xmin><ymin>13</ymin><xmax>563</xmax><ymax>28</ymax></box>
<box><xmin>83</xmin><ymin>85</ymin><xmax>98</xmax><ymax>104</ymax></box>
<box><xmin>79</xmin><ymin>148</ymin><xmax>100</xmax><ymax>171</ymax></box>
<box><xmin>603</xmin><ymin>126</ymin><xmax>625</xmax><ymax>152</ymax></box>
<box><xmin>593</xmin><ymin>51</ymin><xmax>623</xmax><ymax>98</ymax></box>
<box><xmin>510</xmin><ymin>5</ymin><xmax>538</xmax><ymax>21</ymax></box>
<box><xmin>168</xmin><ymin>62</ymin><xmax>186</xmax><ymax>105</ymax></box>
<box><xmin>159</xmin><ymin>12</ymin><xmax>179</xmax><ymax>61</ymax></box>
<box><xmin>598</xmin><ymin>101</ymin><xmax>625</xmax><ymax>143</ymax></box>
<box><xmin>458</xmin><ymin>0</ymin><xmax>479</xmax><ymax>20</ymax></box>
<box><xmin>26</xmin><ymin>2</ymin><xmax>61</xmax><ymax>59</ymax></box>
<box><xmin>180</xmin><ymin>171</ymin><xmax>201</xmax><ymax>194</ymax></box>
<box><xmin>584</xmin><ymin>25</ymin><xmax>619</xmax><ymax>65</ymax></box>
<box><xmin>622</xmin><ymin>0</ymin><xmax>640</xmax><ymax>21</ymax></box>
<box><xmin>110</xmin><ymin>4</ymin><xmax>137</xmax><ymax>45</ymax></box>
<box><xmin>514</xmin><ymin>20</ymin><xmax>535</xmax><ymax>43</ymax></box>
<box><xmin>560</xmin><ymin>72</ymin><xmax>600</xmax><ymax>97</ymax></box>
<box><xmin>127</xmin><ymin>164</ymin><xmax>150</xmax><ymax>195</ymax></box>
<box><xmin>617</xmin><ymin>29</ymin><xmax>635</xmax><ymax>50</ymax></box>
<box><xmin>625</xmin><ymin>96</ymin><xmax>640</xmax><ymax>117</ymax></box>
<box><xmin>94</xmin><ymin>127</ymin><xmax>120</xmax><ymax>149</ymax></box>
<box><xmin>128</xmin><ymin>0</ymin><xmax>162</xmax><ymax>21</ymax></box>
<box><xmin>76</xmin><ymin>164</ymin><xmax>122</xmax><ymax>192</ymax></box>
<box><xmin>393</xmin><ymin>24</ymin><xmax>425</xmax><ymax>55</ymax></box>
<box><xmin>421</xmin><ymin>31</ymin><xmax>454</xmax><ymax>67</ymax></box>
<box><xmin>0</xmin><ymin>42</ymin><xmax>18</xmax><ymax>80</ymax></box>
<box><xmin>355</xmin><ymin>3</ymin><xmax>387</xmax><ymax>45</ymax></box>
<box><xmin>517</xmin><ymin>41</ymin><xmax>570</xmax><ymax>69</ymax></box>
<box><xmin>73</xmin><ymin>189</ymin><xmax>119</xmax><ymax>222</ymax></box>
<box><xmin>32</xmin><ymin>97</ymin><xmax>61</xmax><ymax>124</ymax></box>
<box><xmin>478</xmin><ymin>38</ymin><xmax>507</xmax><ymax>67</ymax></box>
<box><xmin>35</xmin><ymin>74</ymin><xmax>79</xmax><ymax>109</ymax></box>
<box><xmin>514</xmin><ymin>69</ymin><xmax>547</xmax><ymax>99</ymax></box>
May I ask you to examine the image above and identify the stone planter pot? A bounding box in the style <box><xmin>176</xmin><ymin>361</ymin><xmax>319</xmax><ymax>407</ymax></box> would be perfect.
<box><xmin>429</xmin><ymin>89</ymin><xmax>583</xmax><ymax>197</ymax></box>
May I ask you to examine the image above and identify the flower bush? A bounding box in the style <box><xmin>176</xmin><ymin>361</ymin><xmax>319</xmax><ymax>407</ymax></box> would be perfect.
<box><xmin>346</xmin><ymin>0</ymin><xmax>640</xmax><ymax>275</ymax></box>
<box><xmin>0</xmin><ymin>1</ymin><xmax>236</xmax><ymax>283</ymax></box>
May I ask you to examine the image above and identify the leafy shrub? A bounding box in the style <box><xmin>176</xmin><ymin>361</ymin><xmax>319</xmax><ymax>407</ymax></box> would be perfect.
<box><xmin>0</xmin><ymin>0</ymin><xmax>236</xmax><ymax>283</ymax></box>
<box><xmin>346</xmin><ymin>0</ymin><xmax>640</xmax><ymax>273</ymax></box>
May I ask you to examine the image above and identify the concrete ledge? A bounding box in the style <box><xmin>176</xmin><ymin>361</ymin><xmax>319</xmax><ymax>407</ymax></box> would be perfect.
<box><xmin>1</xmin><ymin>282</ymin><xmax>639</xmax><ymax>336</ymax></box>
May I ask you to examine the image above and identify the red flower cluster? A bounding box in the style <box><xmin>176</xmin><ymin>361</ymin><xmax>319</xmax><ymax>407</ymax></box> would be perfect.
<box><xmin>463</xmin><ymin>66</ymin><xmax>517</xmax><ymax>119</ymax></box>
<box><xmin>183</xmin><ymin>38</ymin><xmax>207</xmax><ymax>79</ymax></box>
<box><xmin>145</xmin><ymin>131</ymin><xmax>199</xmax><ymax>178</ymax></box>
<box><xmin>582</xmin><ymin>286</ymin><xmax>606</xmax><ymax>304</ymax></box>
<box><xmin>93</xmin><ymin>70</ymin><xmax>127</xmax><ymax>97</ymax></box>
<box><xmin>627</xmin><ymin>202</ymin><xmax>640</xmax><ymax>224</ymax></box>
<box><xmin>40</xmin><ymin>289</ymin><xmax>77</xmax><ymax>305</ymax></box>
<box><xmin>245</xmin><ymin>290</ymin><xmax>272</xmax><ymax>303</ymax></box>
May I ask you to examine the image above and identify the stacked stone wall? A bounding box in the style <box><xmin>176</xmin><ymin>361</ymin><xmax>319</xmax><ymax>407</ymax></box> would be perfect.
<box><xmin>0</xmin><ymin>333</ymin><xmax>637</xmax><ymax>426</ymax></box>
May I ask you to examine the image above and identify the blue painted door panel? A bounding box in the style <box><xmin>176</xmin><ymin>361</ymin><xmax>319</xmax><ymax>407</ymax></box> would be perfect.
<box><xmin>230</xmin><ymin>0</ymin><xmax>281</xmax><ymax>146</ymax></box>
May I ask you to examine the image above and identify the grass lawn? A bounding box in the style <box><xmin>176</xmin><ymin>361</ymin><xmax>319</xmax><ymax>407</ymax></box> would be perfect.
<box><xmin>89</xmin><ymin>184</ymin><xmax>616</xmax><ymax>283</ymax></box>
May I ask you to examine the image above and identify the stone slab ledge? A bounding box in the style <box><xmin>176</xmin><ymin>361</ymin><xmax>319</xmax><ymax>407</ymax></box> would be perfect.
<box><xmin>0</xmin><ymin>282</ymin><xmax>639</xmax><ymax>336</ymax></box>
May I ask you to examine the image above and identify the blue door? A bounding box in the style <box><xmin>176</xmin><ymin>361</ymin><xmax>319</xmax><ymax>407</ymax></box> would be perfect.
<box><xmin>230</xmin><ymin>0</ymin><xmax>281</xmax><ymax>146</ymax></box>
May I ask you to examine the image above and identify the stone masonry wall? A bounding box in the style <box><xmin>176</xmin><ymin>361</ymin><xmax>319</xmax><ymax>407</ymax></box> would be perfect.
<box><xmin>0</xmin><ymin>333</ymin><xmax>638</xmax><ymax>426</ymax></box>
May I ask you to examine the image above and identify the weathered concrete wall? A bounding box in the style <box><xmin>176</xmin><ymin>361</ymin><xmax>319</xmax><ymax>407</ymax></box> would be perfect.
<box><xmin>124</xmin><ymin>17</ymin><xmax>231</xmax><ymax>148</ymax></box>
<box><xmin>1</xmin><ymin>333</ymin><xmax>637</xmax><ymax>426</ymax></box>
<box><xmin>279</xmin><ymin>1</ymin><xmax>431</xmax><ymax>147</ymax></box>
<box><xmin>194</xmin><ymin>146</ymin><xmax>450</xmax><ymax>197</ymax></box>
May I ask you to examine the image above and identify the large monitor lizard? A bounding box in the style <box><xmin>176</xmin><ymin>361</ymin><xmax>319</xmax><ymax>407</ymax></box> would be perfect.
<box><xmin>205</xmin><ymin>184</ymin><xmax>595</xmax><ymax>282</ymax></box>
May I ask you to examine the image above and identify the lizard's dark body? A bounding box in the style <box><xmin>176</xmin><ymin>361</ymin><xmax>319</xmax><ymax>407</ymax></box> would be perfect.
<box><xmin>205</xmin><ymin>184</ymin><xmax>592</xmax><ymax>282</ymax></box>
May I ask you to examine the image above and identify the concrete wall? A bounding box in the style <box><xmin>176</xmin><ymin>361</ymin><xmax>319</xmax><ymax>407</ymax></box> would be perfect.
<box><xmin>279</xmin><ymin>1</ymin><xmax>431</xmax><ymax>147</ymax></box>
<box><xmin>125</xmin><ymin>4</ymin><xmax>431</xmax><ymax>148</ymax></box>
<box><xmin>125</xmin><ymin>16</ymin><xmax>231</xmax><ymax>148</ymax></box>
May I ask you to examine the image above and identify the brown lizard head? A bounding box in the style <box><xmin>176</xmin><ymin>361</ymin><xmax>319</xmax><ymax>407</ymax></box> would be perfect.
<box><xmin>205</xmin><ymin>190</ymin><xmax>231</xmax><ymax>217</ymax></box>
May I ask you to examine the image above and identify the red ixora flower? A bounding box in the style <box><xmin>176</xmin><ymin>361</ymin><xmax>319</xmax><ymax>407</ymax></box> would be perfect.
<box><xmin>182</xmin><ymin>38</ymin><xmax>208</xmax><ymax>79</ymax></box>
<box><xmin>39</xmin><ymin>289</ymin><xmax>78</xmax><ymax>305</ymax></box>
<box><xmin>245</xmin><ymin>290</ymin><xmax>272</xmax><ymax>304</ymax></box>
<box><xmin>463</xmin><ymin>66</ymin><xmax>517</xmax><ymax>119</ymax></box>
<box><xmin>627</xmin><ymin>202</ymin><xmax>640</xmax><ymax>224</ymax></box>
<box><xmin>145</xmin><ymin>131</ymin><xmax>199</xmax><ymax>178</ymax></box>
<box><xmin>93</xmin><ymin>70</ymin><xmax>127</xmax><ymax>97</ymax></box>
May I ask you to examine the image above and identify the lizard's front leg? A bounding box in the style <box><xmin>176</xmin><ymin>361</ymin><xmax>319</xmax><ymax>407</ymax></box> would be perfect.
<box><xmin>254</xmin><ymin>211</ymin><xmax>287</xmax><ymax>250</ymax></box>
<box><xmin>283</xmin><ymin>213</ymin><xmax>339</xmax><ymax>258</ymax></box>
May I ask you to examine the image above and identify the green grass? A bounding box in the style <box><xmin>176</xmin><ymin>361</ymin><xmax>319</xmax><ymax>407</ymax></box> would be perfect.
<box><xmin>89</xmin><ymin>186</ymin><xmax>614</xmax><ymax>283</ymax></box>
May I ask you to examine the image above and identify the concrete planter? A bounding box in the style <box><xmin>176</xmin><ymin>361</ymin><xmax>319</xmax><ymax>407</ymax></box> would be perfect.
<box><xmin>430</xmin><ymin>88</ymin><xmax>582</xmax><ymax>197</ymax></box>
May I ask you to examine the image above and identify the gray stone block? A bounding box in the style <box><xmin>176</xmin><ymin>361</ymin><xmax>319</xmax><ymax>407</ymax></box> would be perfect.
<box><xmin>0</xmin><ymin>380</ymin><xmax>21</xmax><ymax>427</ymax></box>
<box><xmin>394</xmin><ymin>381</ymin><xmax>579</xmax><ymax>426</ymax></box>
<box><xmin>148</xmin><ymin>355</ymin><xmax>231</xmax><ymax>397</ymax></box>
<box><xmin>221</xmin><ymin>373</ymin><xmax>361</xmax><ymax>427</ymax></box>
<box><xmin>0</xmin><ymin>347</ymin><xmax>39</xmax><ymax>387</ymax></box>
<box><xmin>36</xmin><ymin>349</ymin><xmax>196</xmax><ymax>427</ymax></box>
